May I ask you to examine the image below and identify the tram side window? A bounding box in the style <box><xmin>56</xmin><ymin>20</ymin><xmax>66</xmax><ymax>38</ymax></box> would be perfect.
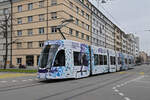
<box><xmin>82</xmin><ymin>53</ymin><xmax>88</xmax><ymax>66</ymax></box>
<box><xmin>104</xmin><ymin>55</ymin><xmax>107</xmax><ymax>65</ymax></box>
<box><xmin>99</xmin><ymin>55</ymin><xmax>103</xmax><ymax>65</ymax></box>
<box><xmin>129</xmin><ymin>59</ymin><xmax>131</xmax><ymax>64</ymax></box>
<box><xmin>118</xmin><ymin>57</ymin><xmax>122</xmax><ymax>65</ymax></box>
<box><xmin>74</xmin><ymin>52</ymin><xmax>81</xmax><ymax>66</ymax></box>
<box><xmin>94</xmin><ymin>54</ymin><xmax>98</xmax><ymax>65</ymax></box>
<box><xmin>54</xmin><ymin>50</ymin><xmax>65</xmax><ymax>66</ymax></box>
<box><xmin>125</xmin><ymin>59</ymin><xmax>127</xmax><ymax>64</ymax></box>
<box><xmin>110</xmin><ymin>56</ymin><xmax>115</xmax><ymax>65</ymax></box>
<box><xmin>118</xmin><ymin>57</ymin><xmax>120</xmax><ymax>65</ymax></box>
<box><xmin>114</xmin><ymin>57</ymin><xmax>116</xmax><ymax>65</ymax></box>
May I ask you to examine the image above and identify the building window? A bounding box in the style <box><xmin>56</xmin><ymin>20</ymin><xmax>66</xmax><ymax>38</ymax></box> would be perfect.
<box><xmin>76</xmin><ymin>6</ymin><xmax>79</xmax><ymax>13</ymax></box>
<box><xmin>81</xmin><ymin>33</ymin><xmax>84</xmax><ymax>39</ymax></box>
<box><xmin>81</xmin><ymin>21</ymin><xmax>84</xmax><ymax>28</ymax></box>
<box><xmin>69</xmin><ymin>1</ymin><xmax>73</xmax><ymax>7</ymax></box>
<box><xmin>51</xmin><ymin>0</ymin><xmax>57</xmax><ymax>5</ymax></box>
<box><xmin>37</xmin><ymin>55</ymin><xmax>40</xmax><ymax>65</ymax></box>
<box><xmin>39</xmin><ymin>41</ymin><xmax>44</xmax><ymax>47</ymax></box>
<box><xmin>17</xmin><ymin>58</ymin><xmax>22</xmax><ymax>64</ymax></box>
<box><xmin>70</xmin><ymin>15</ymin><xmax>73</xmax><ymax>19</ymax></box>
<box><xmin>27</xmin><ymin>42</ymin><xmax>32</xmax><ymax>48</ymax></box>
<box><xmin>17</xmin><ymin>30</ymin><xmax>22</xmax><ymax>36</ymax></box>
<box><xmin>39</xmin><ymin>1</ymin><xmax>44</xmax><ymax>8</ymax></box>
<box><xmin>39</xmin><ymin>14</ymin><xmax>45</xmax><ymax>21</ymax></box>
<box><xmin>51</xmin><ymin>12</ymin><xmax>57</xmax><ymax>19</ymax></box>
<box><xmin>86</xmin><ymin>24</ymin><xmax>89</xmax><ymax>31</ymax></box>
<box><xmin>81</xmin><ymin>10</ymin><xmax>84</xmax><ymax>16</ymax></box>
<box><xmin>26</xmin><ymin>55</ymin><xmax>34</xmax><ymax>66</ymax></box>
<box><xmin>18</xmin><ymin>5</ymin><xmax>22</xmax><ymax>12</ymax></box>
<box><xmin>86</xmin><ymin>35</ymin><xmax>89</xmax><ymax>41</ymax></box>
<box><xmin>3</xmin><ymin>43</ymin><xmax>6</xmax><ymax>49</ymax></box>
<box><xmin>76</xmin><ymin>31</ymin><xmax>79</xmax><ymax>37</ymax></box>
<box><xmin>39</xmin><ymin>27</ymin><xmax>44</xmax><ymax>34</ymax></box>
<box><xmin>75</xmin><ymin>18</ymin><xmax>79</xmax><ymax>25</ymax></box>
<box><xmin>3</xmin><ymin>8</ymin><xmax>9</xmax><ymax>14</ymax></box>
<box><xmin>86</xmin><ymin>13</ymin><xmax>89</xmax><ymax>20</ymax></box>
<box><xmin>51</xmin><ymin>26</ymin><xmax>57</xmax><ymax>33</ymax></box>
<box><xmin>17</xmin><ymin>42</ymin><xmax>22</xmax><ymax>48</ymax></box>
<box><xmin>17</xmin><ymin>18</ymin><xmax>22</xmax><ymax>24</ymax></box>
<box><xmin>69</xmin><ymin>28</ymin><xmax>73</xmax><ymax>35</ymax></box>
<box><xmin>28</xmin><ymin>16</ymin><xmax>33</xmax><ymax>22</ymax></box>
<box><xmin>28</xmin><ymin>3</ymin><xmax>33</xmax><ymax>10</ymax></box>
<box><xmin>86</xmin><ymin>3</ymin><xmax>89</xmax><ymax>8</ymax></box>
<box><xmin>28</xmin><ymin>29</ymin><xmax>33</xmax><ymax>35</ymax></box>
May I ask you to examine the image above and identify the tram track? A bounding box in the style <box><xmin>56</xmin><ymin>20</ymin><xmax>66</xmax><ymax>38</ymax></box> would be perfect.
<box><xmin>0</xmin><ymin>71</ymin><xmax>120</xmax><ymax>93</ymax></box>
<box><xmin>0</xmin><ymin>66</ymin><xmax>147</xmax><ymax>98</ymax></box>
<box><xmin>37</xmin><ymin>72</ymin><xmax>136</xmax><ymax>100</ymax></box>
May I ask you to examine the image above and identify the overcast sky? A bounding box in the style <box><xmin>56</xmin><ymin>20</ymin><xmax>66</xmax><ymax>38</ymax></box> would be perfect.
<box><xmin>90</xmin><ymin>0</ymin><xmax>150</xmax><ymax>55</ymax></box>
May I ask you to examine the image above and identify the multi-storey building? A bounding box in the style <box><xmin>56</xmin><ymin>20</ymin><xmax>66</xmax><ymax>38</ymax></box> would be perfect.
<box><xmin>122</xmin><ymin>32</ymin><xmax>127</xmax><ymax>54</ymax></box>
<box><xmin>0</xmin><ymin>0</ymin><xmax>139</xmax><ymax>67</ymax></box>
<box><xmin>91</xmin><ymin>5</ymin><xmax>115</xmax><ymax>50</ymax></box>
<box><xmin>114</xmin><ymin>26</ymin><xmax>122</xmax><ymax>52</ymax></box>
<box><xmin>134</xmin><ymin>36</ymin><xmax>139</xmax><ymax>57</ymax></box>
<box><xmin>12</xmin><ymin>0</ymin><xmax>92</xmax><ymax>67</ymax></box>
<box><xmin>0</xmin><ymin>0</ymin><xmax>11</xmax><ymax>67</ymax></box>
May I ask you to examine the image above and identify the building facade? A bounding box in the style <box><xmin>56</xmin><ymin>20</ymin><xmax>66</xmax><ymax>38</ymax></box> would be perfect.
<box><xmin>91</xmin><ymin>5</ymin><xmax>115</xmax><ymax>50</ymax></box>
<box><xmin>114</xmin><ymin>26</ymin><xmax>122</xmax><ymax>52</ymax></box>
<box><xmin>0</xmin><ymin>0</ymin><xmax>140</xmax><ymax>67</ymax></box>
<box><xmin>12</xmin><ymin>0</ymin><xmax>92</xmax><ymax>67</ymax></box>
<box><xmin>0</xmin><ymin>0</ymin><xmax>11</xmax><ymax>67</ymax></box>
<box><xmin>139</xmin><ymin>51</ymin><xmax>148</xmax><ymax>63</ymax></box>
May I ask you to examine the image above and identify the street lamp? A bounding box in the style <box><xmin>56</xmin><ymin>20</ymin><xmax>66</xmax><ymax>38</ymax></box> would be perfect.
<box><xmin>57</xmin><ymin>19</ymin><xmax>74</xmax><ymax>40</ymax></box>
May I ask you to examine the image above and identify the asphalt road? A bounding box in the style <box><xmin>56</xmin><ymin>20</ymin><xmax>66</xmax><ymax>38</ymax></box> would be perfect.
<box><xmin>0</xmin><ymin>65</ymin><xmax>150</xmax><ymax>100</ymax></box>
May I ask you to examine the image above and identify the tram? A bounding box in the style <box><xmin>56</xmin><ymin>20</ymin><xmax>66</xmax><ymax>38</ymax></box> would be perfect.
<box><xmin>37</xmin><ymin>40</ymin><xmax>134</xmax><ymax>79</ymax></box>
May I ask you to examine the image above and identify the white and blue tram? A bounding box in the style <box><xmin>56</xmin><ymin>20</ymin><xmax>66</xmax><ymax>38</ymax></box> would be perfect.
<box><xmin>37</xmin><ymin>40</ymin><xmax>134</xmax><ymax>79</ymax></box>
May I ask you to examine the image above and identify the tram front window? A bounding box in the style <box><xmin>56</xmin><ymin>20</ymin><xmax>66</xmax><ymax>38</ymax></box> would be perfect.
<box><xmin>38</xmin><ymin>45</ymin><xmax>59</xmax><ymax>68</ymax></box>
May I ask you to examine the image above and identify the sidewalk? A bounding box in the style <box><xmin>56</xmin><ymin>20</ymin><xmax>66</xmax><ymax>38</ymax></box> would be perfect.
<box><xmin>0</xmin><ymin>72</ymin><xmax>36</xmax><ymax>79</ymax></box>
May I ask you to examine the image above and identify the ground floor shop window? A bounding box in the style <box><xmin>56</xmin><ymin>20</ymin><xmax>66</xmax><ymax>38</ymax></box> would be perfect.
<box><xmin>17</xmin><ymin>58</ymin><xmax>22</xmax><ymax>65</ymax></box>
<box><xmin>26</xmin><ymin>55</ymin><xmax>34</xmax><ymax>66</ymax></box>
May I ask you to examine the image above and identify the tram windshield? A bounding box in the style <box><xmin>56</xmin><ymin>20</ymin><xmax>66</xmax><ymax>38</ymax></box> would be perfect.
<box><xmin>38</xmin><ymin>45</ymin><xmax>59</xmax><ymax>68</ymax></box>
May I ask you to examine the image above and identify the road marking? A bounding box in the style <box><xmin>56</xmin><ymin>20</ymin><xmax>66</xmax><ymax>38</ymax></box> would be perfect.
<box><xmin>114</xmin><ymin>89</ymin><xmax>119</xmax><ymax>92</ymax></box>
<box><xmin>118</xmin><ymin>93</ymin><xmax>124</xmax><ymax>96</ymax></box>
<box><xmin>124</xmin><ymin>97</ymin><xmax>130</xmax><ymax>100</ymax></box>
<box><xmin>121</xmin><ymin>84</ymin><xmax>124</xmax><ymax>86</ymax></box>
<box><xmin>116</xmin><ymin>85</ymin><xmax>121</xmax><ymax>87</ymax></box>
<box><xmin>119</xmin><ymin>72</ymin><xmax>127</xmax><ymax>74</ymax></box>
<box><xmin>140</xmin><ymin>72</ymin><xmax>144</xmax><ymax>75</ymax></box>
<box><xmin>22</xmin><ymin>80</ymin><xmax>27</xmax><ymax>82</ymax></box>
<box><xmin>28</xmin><ymin>79</ymin><xmax>33</xmax><ymax>81</ymax></box>
<box><xmin>35</xmin><ymin>78</ymin><xmax>39</xmax><ymax>81</ymax></box>
<box><xmin>12</xmin><ymin>80</ymin><xmax>17</xmax><ymax>82</ymax></box>
<box><xmin>1</xmin><ymin>81</ymin><xmax>7</xmax><ymax>83</ymax></box>
<box><xmin>112</xmin><ymin>87</ymin><xmax>116</xmax><ymax>90</ymax></box>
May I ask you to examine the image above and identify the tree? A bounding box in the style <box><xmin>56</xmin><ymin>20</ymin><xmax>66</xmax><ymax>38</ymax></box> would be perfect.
<box><xmin>0</xmin><ymin>13</ymin><xmax>11</xmax><ymax>69</ymax></box>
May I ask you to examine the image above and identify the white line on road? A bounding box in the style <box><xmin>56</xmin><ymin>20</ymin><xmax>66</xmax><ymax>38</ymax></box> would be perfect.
<box><xmin>124</xmin><ymin>97</ymin><xmax>131</xmax><ymax>100</ymax></box>
<box><xmin>114</xmin><ymin>89</ymin><xmax>119</xmax><ymax>92</ymax></box>
<box><xmin>12</xmin><ymin>80</ymin><xmax>17</xmax><ymax>82</ymax></box>
<box><xmin>118</xmin><ymin>93</ymin><xmax>124</xmax><ymax>96</ymax></box>
<box><xmin>112</xmin><ymin>87</ymin><xmax>116</xmax><ymax>90</ymax></box>
<box><xmin>1</xmin><ymin>81</ymin><xmax>7</xmax><ymax>83</ymax></box>
<box><xmin>116</xmin><ymin>85</ymin><xmax>120</xmax><ymax>87</ymax></box>
<box><xmin>28</xmin><ymin>79</ymin><xmax>33</xmax><ymax>81</ymax></box>
<box><xmin>22</xmin><ymin>80</ymin><xmax>27</xmax><ymax>82</ymax></box>
<box><xmin>35</xmin><ymin>78</ymin><xmax>39</xmax><ymax>81</ymax></box>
